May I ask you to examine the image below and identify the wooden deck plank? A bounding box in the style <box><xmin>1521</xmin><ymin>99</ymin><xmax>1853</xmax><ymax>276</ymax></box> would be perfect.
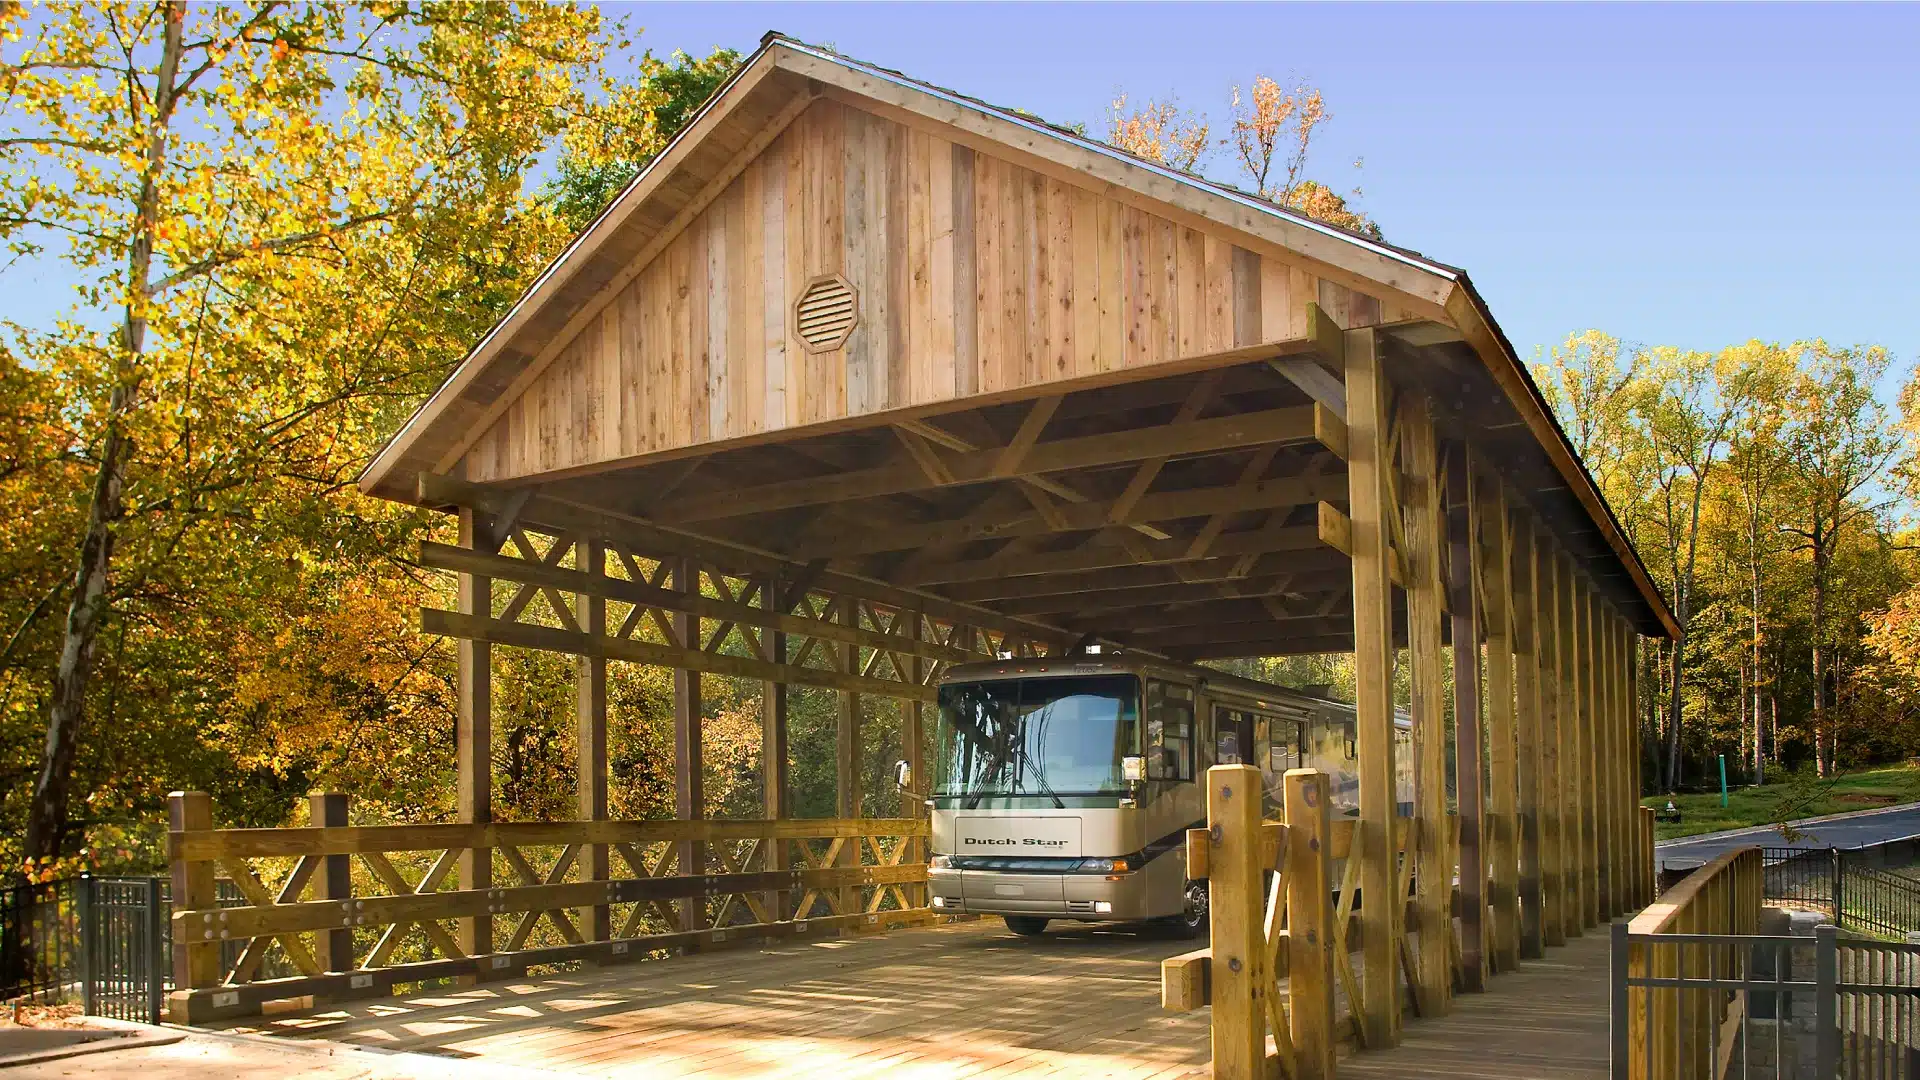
<box><xmin>217</xmin><ymin>916</ymin><xmax>1613</xmax><ymax>1079</ymax></box>
<box><xmin>1335</xmin><ymin>932</ymin><xmax>1610</xmax><ymax>1079</ymax></box>
<box><xmin>220</xmin><ymin>920</ymin><xmax>1211</xmax><ymax>1079</ymax></box>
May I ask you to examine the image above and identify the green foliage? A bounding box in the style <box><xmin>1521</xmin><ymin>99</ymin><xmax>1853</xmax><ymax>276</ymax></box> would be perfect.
<box><xmin>1536</xmin><ymin>333</ymin><xmax>1918</xmax><ymax>791</ymax></box>
<box><xmin>1643</xmin><ymin>762</ymin><xmax>1920</xmax><ymax>841</ymax></box>
<box><xmin>542</xmin><ymin>48</ymin><xmax>743</xmax><ymax>235</ymax></box>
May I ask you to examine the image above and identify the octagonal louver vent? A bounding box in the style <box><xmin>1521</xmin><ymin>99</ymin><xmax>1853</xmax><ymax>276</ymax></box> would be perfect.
<box><xmin>794</xmin><ymin>274</ymin><xmax>857</xmax><ymax>352</ymax></box>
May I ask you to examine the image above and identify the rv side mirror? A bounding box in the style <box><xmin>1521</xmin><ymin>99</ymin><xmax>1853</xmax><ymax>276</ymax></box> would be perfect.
<box><xmin>894</xmin><ymin>759</ymin><xmax>913</xmax><ymax>791</ymax></box>
<box><xmin>1121</xmin><ymin>755</ymin><xmax>1146</xmax><ymax>783</ymax></box>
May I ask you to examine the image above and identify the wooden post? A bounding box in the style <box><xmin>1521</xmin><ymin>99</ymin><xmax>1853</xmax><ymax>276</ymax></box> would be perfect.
<box><xmin>1398</xmin><ymin>396</ymin><xmax>1451</xmax><ymax>1016</ymax></box>
<box><xmin>1581</xmin><ymin>583</ymin><xmax>1602</xmax><ymax>928</ymax></box>
<box><xmin>1612</xmin><ymin>611</ymin><xmax>1628</xmax><ymax>910</ymax></box>
<box><xmin>1206</xmin><ymin>763</ymin><xmax>1267</xmax><ymax>1077</ymax></box>
<box><xmin>1479</xmin><ymin>473</ymin><xmax>1519</xmax><ymax>973</ymax></box>
<box><xmin>763</xmin><ymin>573</ymin><xmax>790</xmax><ymax>920</ymax></box>
<box><xmin>1343</xmin><ymin>323</ymin><xmax>1401</xmax><ymax>1042</ymax></box>
<box><xmin>166</xmin><ymin>791</ymin><xmax>217</xmax><ymax>1022</ymax></box>
<box><xmin>903</xmin><ymin>608</ymin><xmax>927</xmax><ymax>907</ymax></box>
<box><xmin>1511</xmin><ymin>513</ymin><xmax>1544</xmax><ymax>960</ymax></box>
<box><xmin>673</xmin><ymin>557</ymin><xmax>705</xmax><ymax>935</ymax></box>
<box><xmin>577</xmin><ymin>539</ymin><xmax>611</xmax><ymax>943</ymax></box>
<box><xmin>1556</xmin><ymin>552</ymin><xmax>1583</xmax><ymax>938</ymax></box>
<box><xmin>1286</xmin><ymin>768</ymin><xmax>1336</xmax><ymax>1080</ymax></box>
<box><xmin>1596</xmin><ymin>607</ymin><xmax>1614</xmax><ymax>919</ymax></box>
<box><xmin>456</xmin><ymin>508</ymin><xmax>493</xmax><ymax>962</ymax></box>
<box><xmin>1538</xmin><ymin>537</ymin><xmax>1565</xmax><ymax>948</ymax></box>
<box><xmin>1572</xmin><ymin>577</ymin><xmax>1596</xmax><ymax>929</ymax></box>
<box><xmin>1448</xmin><ymin>445</ymin><xmax>1486</xmax><ymax>992</ymax></box>
<box><xmin>310</xmin><ymin>792</ymin><xmax>352</xmax><ymax>972</ymax></box>
<box><xmin>835</xmin><ymin>594</ymin><xmax>862</xmax><ymax>917</ymax></box>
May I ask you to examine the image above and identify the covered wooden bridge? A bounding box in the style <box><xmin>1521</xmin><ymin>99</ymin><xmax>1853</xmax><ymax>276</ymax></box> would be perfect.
<box><xmin>167</xmin><ymin>34</ymin><xmax>1677</xmax><ymax>1077</ymax></box>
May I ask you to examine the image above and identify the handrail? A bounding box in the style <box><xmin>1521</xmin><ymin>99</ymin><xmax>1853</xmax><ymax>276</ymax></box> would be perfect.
<box><xmin>1621</xmin><ymin>846</ymin><xmax>1763</xmax><ymax>1080</ymax></box>
<box><xmin>1628</xmin><ymin>845</ymin><xmax>1757</xmax><ymax>935</ymax></box>
<box><xmin>166</xmin><ymin>796</ymin><xmax>933</xmax><ymax>1025</ymax></box>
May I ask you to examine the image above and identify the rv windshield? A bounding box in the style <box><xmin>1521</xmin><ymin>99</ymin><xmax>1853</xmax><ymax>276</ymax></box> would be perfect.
<box><xmin>933</xmin><ymin>675</ymin><xmax>1141</xmax><ymax>806</ymax></box>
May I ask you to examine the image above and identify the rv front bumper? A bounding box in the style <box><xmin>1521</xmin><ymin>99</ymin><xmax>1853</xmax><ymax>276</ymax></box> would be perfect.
<box><xmin>925</xmin><ymin>866</ymin><xmax>1160</xmax><ymax>921</ymax></box>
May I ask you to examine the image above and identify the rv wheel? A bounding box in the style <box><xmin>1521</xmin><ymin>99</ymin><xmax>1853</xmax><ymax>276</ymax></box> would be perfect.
<box><xmin>1004</xmin><ymin>916</ymin><xmax>1049</xmax><ymax>937</ymax></box>
<box><xmin>1160</xmin><ymin>879</ymin><xmax>1209</xmax><ymax>938</ymax></box>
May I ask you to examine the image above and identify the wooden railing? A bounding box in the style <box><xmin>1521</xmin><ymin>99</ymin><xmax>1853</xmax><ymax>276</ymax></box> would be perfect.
<box><xmin>1620</xmin><ymin>845</ymin><xmax>1762</xmax><ymax>1080</ymax></box>
<box><xmin>1161</xmin><ymin>764</ymin><xmax>1355</xmax><ymax>1080</ymax></box>
<box><xmin>166</xmin><ymin>791</ymin><xmax>932</xmax><ymax>1022</ymax></box>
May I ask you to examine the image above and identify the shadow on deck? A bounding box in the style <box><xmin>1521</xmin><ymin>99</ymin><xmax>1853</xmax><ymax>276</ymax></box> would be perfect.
<box><xmin>217</xmin><ymin>920</ymin><xmax>1613</xmax><ymax>1079</ymax></box>
<box><xmin>218</xmin><ymin>919</ymin><xmax>1212</xmax><ymax>1079</ymax></box>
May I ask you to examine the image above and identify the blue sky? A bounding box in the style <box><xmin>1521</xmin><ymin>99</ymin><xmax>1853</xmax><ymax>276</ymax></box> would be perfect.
<box><xmin>7</xmin><ymin>3</ymin><xmax>1914</xmax><ymax>374</ymax></box>
<box><xmin>615</xmin><ymin>1</ymin><xmax>1919</xmax><ymax>368</ymax></box>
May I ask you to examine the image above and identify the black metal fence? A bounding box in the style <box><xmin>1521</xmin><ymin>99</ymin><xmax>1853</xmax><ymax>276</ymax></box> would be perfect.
<box><xmin>1760</xmin><ymin>846</ymin><xmax>1920</xmax><ymax>940</ymax></box>
<box><xmin>1611</xmin><ymin>923</ymin><xmax>1920</xmax><ymax>1079</ymax></box>
<box><xmin>1</xmin><ymin>875</ymin><xmax>167</xmax><ymax>1024</ymax></box>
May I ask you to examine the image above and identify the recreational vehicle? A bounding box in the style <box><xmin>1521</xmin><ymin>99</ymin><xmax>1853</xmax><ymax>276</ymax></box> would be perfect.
<box><xmin>905</xmin><ymin>652</ymin><xmax>1412</xmax><ymax>937</ymax></box>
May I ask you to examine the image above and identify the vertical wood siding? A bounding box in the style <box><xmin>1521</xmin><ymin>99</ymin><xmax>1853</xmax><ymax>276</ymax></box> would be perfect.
<box><xmin>466</xmin><ymin>99</ymin><xmax>1401</xmax><ymax>483</ymax></box>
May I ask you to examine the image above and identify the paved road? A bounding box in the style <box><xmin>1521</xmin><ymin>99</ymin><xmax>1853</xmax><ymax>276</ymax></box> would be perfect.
<box><xmin>1656</xmin><ymin>801</ymin><xmax>1920</xmax><ymax>866</ymax></box>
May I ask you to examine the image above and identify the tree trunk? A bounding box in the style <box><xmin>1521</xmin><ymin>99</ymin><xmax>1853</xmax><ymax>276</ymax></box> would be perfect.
<box><xmin>1665</xmin><ymin>633</ymin><xmax>1685</xmax><ymax>791</ymax></box>
<box><xmin>1752</xmin><ymin>571</ymin><xmax>1764</xmax><ymax>785</ymax></box>
<box><xmin>1811</xmin><ymin>523</ymin><xmax>1830</xmax><ymax>778</ymax></box>
<box><xmin>22</xmin><ymin>3</ymin><xmax>184</xmax><ymax>867</ymax></box>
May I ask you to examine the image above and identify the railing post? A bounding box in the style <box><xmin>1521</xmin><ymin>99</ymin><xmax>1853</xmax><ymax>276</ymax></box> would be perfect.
<box><xmin>1206</xmin><ymin>763</ymin><xmax>1266</xmax><ymax>1078</ymax></box>
<box><xmin>166</xmin><ymin>790</ymin><xmax>218</xmax><ymax>1023</ymax></box>
<box><xmin>146</xmin><ymin>876</ymin><xmax>164</xmax><ymax>1025</ymax></box>
<box><xmin>79</xmin><ymin>874</ymin><xmax>97</xmax><ymax>1016</ymax></box>
<box><xmin>1609</xmin><ymin>920</ymin><xmax>1629</xmax><ymax>1080</ymax></box>
<box><xmin>1285</xmin><ymin>768</ymin><xmax>1335</xmax><ymax>1080</ymax></box>
<box><xmin>1832</xmin><ymin>847</ymin><xmax>1843</xmax><ymax>928</ymax></box>
<box><xmin>1816</xmin><ymin>922</ymin><xmax>1839</xmax><ymax>1075</ymax></box>
<box><xmin>310</xmin><ymin>792</ymin><xmax>352</xmax><ymax>974</ymax></box>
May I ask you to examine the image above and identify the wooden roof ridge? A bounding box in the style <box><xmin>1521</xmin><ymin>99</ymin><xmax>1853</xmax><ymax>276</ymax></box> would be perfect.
<box><xmin>355</xmin><ymin>31</ymin><xmax>1678</xmax><ymax>639</ymax></box>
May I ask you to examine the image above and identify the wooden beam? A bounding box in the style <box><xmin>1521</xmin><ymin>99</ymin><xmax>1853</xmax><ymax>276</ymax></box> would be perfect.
<box><xmin>1398</xmin><ymin>395</ymin><xmax>1451</xmax><ymax>1018</ymax></box>
<box><xmin>1205</xmin><ymin>764</ymin><xmax>1267</xmax><ymax>1075</ymax></box>
<box><xmin>761</xmin><ymin>571</ymin><xmax>790</xmax><ymax>921</ymax></box>
<box><xmin>576</xmin><ymin>539</ymin><xmax>611</xmax><ymax>944</ymax></box>
<box><xmin>419</xmin><ymin>474</ymin><xmax>1073</xmax><ymax>648</ymax></box>
<box><xmin>937</xmin><ymin>547</ymin><xmax>1355</xmax><ymax>605</ymax></box>
<box><xmin>1286</xmin><ymin>768</ymin><xmax>1336</xmax><ymax>1079</ymax></box>
<box><xmin>895</xmin><ymin>521</ymin><xmax>1327</xmax><ymax>587</ymax></box>
<box><xmin>1120</xmin><ymin>615</ymin><xmax>1356</xmax><ymax>650</ymax></box>
<box><xmin>1511</xmin><ymin>513</ymin><xmax>1544</xmax><ymax>959</ymax></box>
<box><xmin>1344</xmin><ymin>324</ymin><xmax>1400</xmax><ymax>1047</ymax></box>
<box><xmin>419</xmin><ymin>541</ymin><xmax>974</xmax><ymax>664</ymax></box>
<box><xmin>420</xmin><ymin>607</ymin><xmax>937</xmax><ymax>704</ymax></box>
<box><xmin>1538</xmin><ymin>537</ymin><xmax>1566</xmax><ymax>947</ymax></box>
<box><xmin>673</xmin><ymin>559</ymin><xmax>704</xmax><ymax>936</ymax></box>
<box><xmin>1479</xmin><ymin>472</ymin><xmax>1520</xmax><ymax>974</ymax></box>
<box><xmin>1447</xmin><ymin>446</ymin><xmax>1485</xmax><ymax>992</ymax></box>
<box><xmin>835</xmin><ymin>595</ymin><xmax>861</xmax><ymax>916</ymax></box>
<box><xmin>990</xmin><ymin>574</ymin><xmax>1322</xmax><ymax>618</ymax></box>
<box><xmin>786</xmin><ymin>469</ymin><xmax>1347</xmax><ymax>561</ymax></box>
<box><xmin>455</xmin><ymin>509</ymin><xmax>493</xmax><ymax>963</ymax></box>
<box><xmin>654</xmin><ymin>404</ymin><xmax>1341</xmax><ymax>524</ymax></box>
<box><xmin>1557</xmin><ymin>550</ymin><xmax>1584</xmax><ymax>937</ymax></box>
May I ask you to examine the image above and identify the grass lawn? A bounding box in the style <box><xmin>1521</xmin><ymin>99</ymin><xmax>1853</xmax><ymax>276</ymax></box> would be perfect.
<box><xmin>1644</xmin><ymin>762</ymin><xmax>1920</xmax><ymax>841</ymax></box>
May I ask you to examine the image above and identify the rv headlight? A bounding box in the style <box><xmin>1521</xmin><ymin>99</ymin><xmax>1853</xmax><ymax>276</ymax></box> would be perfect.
<box><xmin>931</xmin><ymin>896</ymin><xmax>947</xmax><ymax>908</ymax></box>
<box><xmin>1077</xmin><ymin>857</ymin><xmax>1131</xmax><ymax>874</ymax></box>
<box><xmin>929</xmin><ymin>854</ymin><xmax>953</xmax><ymax>870</ymax></box>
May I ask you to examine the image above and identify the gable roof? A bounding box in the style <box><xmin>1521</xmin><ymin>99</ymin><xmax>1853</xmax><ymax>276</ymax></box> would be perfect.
<box><xmin>358</xmin><ymin>32</ymin><xmax>1677</xmax><ymax>639</ymax></box>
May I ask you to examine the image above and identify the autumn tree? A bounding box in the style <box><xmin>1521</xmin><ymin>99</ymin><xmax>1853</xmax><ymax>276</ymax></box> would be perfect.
<box><xmin>1106</xmin><ymin>92</ymin><xmax>1210</xmax><ymax>173</ymax></box>
<box><xmin>1774</xmin><ymin>345</ymin><xmax>1900</xmax><ymax>775</ymax></box>
<box><xmin>0</xmin><ymin>1</ymin><xmax>611</xmax><ymax>868</ymax></box>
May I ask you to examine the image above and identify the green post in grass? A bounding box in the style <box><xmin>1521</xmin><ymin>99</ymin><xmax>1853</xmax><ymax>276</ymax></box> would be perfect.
<box><xmin>1719</xmin><ymin>754</ymin><xmax>1729</xmax><ymax>808</ymax></box>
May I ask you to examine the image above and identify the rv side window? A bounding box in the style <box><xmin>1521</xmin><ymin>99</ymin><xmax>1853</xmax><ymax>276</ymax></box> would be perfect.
<box><xmin>1146</xmin><ymin>680</ymin><xmax>1194</xmax><ymax>781</ymax></box>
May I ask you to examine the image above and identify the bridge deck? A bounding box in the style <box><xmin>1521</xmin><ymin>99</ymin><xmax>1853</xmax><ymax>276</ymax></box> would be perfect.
<box><xmin>219</xmin><ymin>920</ymin><xmax>1612</xmax><ymax>1078</ymax></box>
<box><xmin>219</xmin><ymin>919</ymin><xmax>1212</xmax><ymax>1078</ymax></box>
